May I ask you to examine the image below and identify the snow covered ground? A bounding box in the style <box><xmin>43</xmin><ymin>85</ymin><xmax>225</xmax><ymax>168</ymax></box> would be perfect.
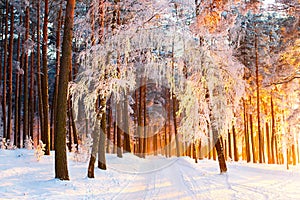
<box><xmin>0</xmin><ymin>149</ymin><xmax>300</xmax><ymax>200</ymax></box>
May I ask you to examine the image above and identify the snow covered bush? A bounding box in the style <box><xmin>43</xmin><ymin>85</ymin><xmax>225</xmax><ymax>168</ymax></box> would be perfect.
<box><xmin>34</xmin><ymin>140</ymin><xmax>46</xmax><ymax>161</ymax></box>
<box><xmin>24</xmin><ymin>135</ymin><xmax>33</xmax><ymax>150</ymax></box>
<box><xmin>6</xmin><ymin>139</ymin><xmax>17</xmax><ymax>150</ymax></box>
<box><xmin>0</xmin><ymin>138</ymin><xmax>7</xmax><ymax>149</ymax></box>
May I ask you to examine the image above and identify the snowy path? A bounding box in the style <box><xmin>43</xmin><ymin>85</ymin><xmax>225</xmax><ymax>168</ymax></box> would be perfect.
<box><xmin>0</xmin><ymin>149</ymin><xmax>300</xmax><ymax>200</ymax></box>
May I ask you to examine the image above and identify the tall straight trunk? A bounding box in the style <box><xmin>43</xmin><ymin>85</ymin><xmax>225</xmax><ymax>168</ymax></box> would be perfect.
<box><xmin>266</xmin><ymin>122</ymin><xmax>271</xmax><ymax>164</ymax></box>
<box><xmin>29</xmin><ymin>50</ymin><xmax>35</xmax><ymax>141</ymax></box>
<box><xmin>123</xmin><ymin>91</ymin><xmax>131</xmax><ymax>153</ymax></box>
<box><xmin>116</xmin><ymin>101</ymin><xmax>123</xmax><ymax>158</ymax></box>
<box><xmin>249</xmin><ymin>113</ymin><xmax>256</xmax><ymax>163</ymax></box>
<box><xmin>98</xmin><ymin>98</ymin><xmax>107</xmax><ymax>170</ymax></box>
<box><xmin>23</xmin><ymin>6</ymin><xmax>30</xmax><ymax>142</ymax></box>
<box><xmin>199</xmin><ymin>140</ymin><xmax>204</xmax><ymax>160</ymax></box>
<box><xmin>51</xmin><ymin>2</ymin><xmax>63</xmax><ymax>150</ymax></box>
<box><xmin>224</xmin><ymin>138</ymin><xmax>227</xmax><ymax>160</ymax></box>
<box><xmin>19</xmin><ymin>52</ymin><xmax>24</xmax><ymax>147</ymax></box>
<box><xmin>7</xmin><ymin>4</ymin><xmax>14</xmax><ymax>141</ymax></box>
<box><xmin>113</xmin><ymin>121</ymin><xmax>117</xmax><ymax>154</ymax></box>
<box><xmin>164</xmin><ymin>123</ymin><xmax>168</xmax><ymax>156</ymax></box>
<box><xmin>275</xmin><ymin>135</ymin><xmax>279</xmax><ymax>164</ymax></box>
<box><xmin>70</xmin><ymin>106</ymin><xmax>78</xmax><ymax>148</ymax></box>
<box><xmin>232</xmin><ymin>125</ymin><xmax>238</xmax><ymax>161</ymax></box>
<box><xmin>14</xmin><ymin>26</ymin><xmax>21</xmax><ymax>147</ymax></box>
<box><xmin>55</xmin><ymin>0</ymin><xmax>76</xmax><ymax>181</ymax></box>
<box><xmin>193</xmin><ymin>142</ymin><xmax>198</xmax><ymax>163</ymax></box>
<box><xmin>249</xmin><ymin>97</ymin><xmax>256</xmax><ymax>163</ymax></box>
<box><xmin>168</xmin><ymin>96</ymin><xmax>172</xmax><ymax>157</ymax></box>
<box><xmin>0</xmin><ymin>8</ymin><xmax>3</xmax><ymax>122</ymax></box>
<box><xmin>172</xmin><ymin>96</ymin><xmax>180</xmax><ymax>157</ymax></box>
<box><xmin>286</xmin><ymin>148</ymin><xmax>289</xmax><ymax>170</ymax></box>
<box><xmin>138</xmin><ymin>83</ymin><xmax>144</xmax><ymax>157</ymax></box>
<box><xmin>255</xmin><ymin>33</ymin><xmax>262</xmax><ymax>163</ymax></box>
<box><xmin>106</xmin><ymin>100</ymin><xmax>112</xmax><ymax>153</ymax></box>
<box><xmin>67</xmin><ymin>101</ymin><xmax>73</xmax><ymax>151</ymax></box>
<box><xmin>143</xmin><ymin>83</ymin><xmax>147</xmax><ymax>156</ymax></box>
<box><xmin>36</xmin><ymin>0</ymin><xmax>44</xmax><ymax>145</ymax></box>
<box><xmin>171</xmin><ymin>46</ymin><xmax>180</xmax><ymax>157</ymax></box>
<box><xmin>297</xmin><ymin>139</ymin><xmax>300</xmax><ymax>163</ymax></box>
<box><xmin>42</xmin><ymin>0</ymin><xmax>50</xmax><ymax>155</ymax></box>
<box><xmin>0</xmin><ymin>7</ymin><xmax>2</xmax><ymax>106</ymax></box>
<box><xmin>292</xmin><ymin>144</ymin><xmax>296</xmax><ymax>166</ymax></box>
<box><xmin>243</xmin><ymin>99</ymin><xmax>251</xmax><ymax>162</ymax></box>
<box><xmin>228</xmin><ymin>129</ymin><xmax>232</xmax><ymax>159</ymax></box>
<box><xmin>270</xmin><ymin>95</ymin><xmax>275</xmax><ymax>164</ymax></box>
<box><xmin>2</xmin><ymin>0</ymin><xmax>9</xmax><ymax>139</ymax></box>
<box><xmin>154</xmin><ymin>128</ymin><xmax>158</xmax><ymax>155</ymax></box>
<box><xmin>133</xmin><ymin>90</ymin><xmax>138</xmax><ymax>155</ymax></box>
<box><xmin>164</xmin><ymin>91</ymin><xmax>169</xmax><ymax>156</ymax></box>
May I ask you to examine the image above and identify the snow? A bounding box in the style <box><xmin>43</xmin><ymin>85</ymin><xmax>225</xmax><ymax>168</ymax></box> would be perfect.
<box><xmin>1</xmin><ymin>149</ymin><xmax>300</xmax><ymax>199</ymax></box>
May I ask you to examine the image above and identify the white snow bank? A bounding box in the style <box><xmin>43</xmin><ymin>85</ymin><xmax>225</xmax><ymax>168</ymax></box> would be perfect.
<box><xmin>0</xmin><ymin>149</ymin><xmax>299</xmax><ymax>199</ymax></box>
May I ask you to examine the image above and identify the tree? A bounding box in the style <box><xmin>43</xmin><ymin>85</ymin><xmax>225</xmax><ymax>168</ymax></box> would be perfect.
<box><xmin>23</xmin><ymin>4</ymin><xmax>30</xmax><ymax>147</ymax></box>
<box><xmin>51</xmin><ymin>2</ymin><xmax>63</xmax><ymax>150</ymax></box>
<box><xmin>42</xmin><ymin>0</ymin><xmax>50</xmax><ymax>155</ymax></box>
<box><xmin>2</xmin><ymin>0</ymin><xmax>9</xmax><ymax>139</ymax></box>
<box><xmin>7</xmin><ymin>4</ymin><xmax>14</xmax><ymax>141</ymax></box>
<box><xmin>36</xmin><ymin>0</ymin><xmax>44</xmax><ymax>148</ymax></box>
<box><xmin>55</xmin><ymin>0</ymin><xmax>77</xmax><ymax>181</ymax></box>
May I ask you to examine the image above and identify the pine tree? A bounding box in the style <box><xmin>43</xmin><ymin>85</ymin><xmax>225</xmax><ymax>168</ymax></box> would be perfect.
<box><xmin>55</xmin><ymin>0</ymin><xmax>76</xmax><ymax>181</ymax></box>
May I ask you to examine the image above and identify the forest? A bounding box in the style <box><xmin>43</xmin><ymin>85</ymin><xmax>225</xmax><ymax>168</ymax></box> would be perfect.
<box><xmin>0</xmin><ymin>0</ymin><xmax>299</xmax><ymax>191</ymax></box>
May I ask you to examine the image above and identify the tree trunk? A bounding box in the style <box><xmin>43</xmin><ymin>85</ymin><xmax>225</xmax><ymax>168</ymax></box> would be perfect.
<box><xmin>29</xmin><ymin>49</ymin><xmax>35</xmax><ymax>142</ymax></box>
<box><xmin>138</xmin><ymin>83</ymin><xmax>144</xmax><ymax>157</ymax></box>
<box><xmin>36</xmin><ymin>0</ymin><xmax>44</xmax><ymax>147</ymax></box>
<box><xmin>7</xmin><ymin>4</ymin><xmax>14</xmax><ymax>141</ymax></box>
<box><xmin>116</xmin><ymin>101</ymin><xmax>123</xmax><ymax>158</ymax></box>
<box><xmin>249</xmin><ymin>113</ymin><xmax>256</xmax><ymax>163</ymax></box>
<box><xmin>2</xmin><ymin>0</ymin><xmax>9</xmax><ymax>139</ymax></box>
<box><xmin>67</xmin><ymin>101</ymin><xmax>73</xmax><ymax>151</ymax></box>
<box><xmin>164</xmin><ymin>90</ymin><xmax>169</xmax><ymax>156</ymax></box>
<box><xmin>70</xmin><ymin>105</ymin><xmax>78</xmax><ymax>148</ymax></box>
<box><xmin>106</xmin><ymin>100</ymin><xmax>112</xmax><ymax>153</ymax></box>
<box><xmin>23</xmin><ymin>5</ymin><xmax>30</xmax><ymax>144</ymax></box>
<box><xmin>55</xmin><ymin>0</ymin><xmax>76</xmax><ymax>181</ymax></box>
<box><xmin>172</xmin><ymin>96</ymin><xmax>180</xmax><ymax>157</ymax></box>
<box><xmin>14</xmin><ymin>26</ymin><xmax>21</xmax><ymax>147</ymax></box>
<box><xmin>193</xmin><ymin>142</ymin><xmax>198</xmax><ymax>163</ymax></box>
<box><xmin>88</xmin><ymin>119</ymin><xmax>101</xmax><ymax>178</ymax></box>
<box><xmin>292</xmin><ymin>144</ymin><xmax>296</xmax><ymax>166</ymax></box>
<box><xmin>270</xmin><ymin>95</ymin><xmax>275</xmax><ymax>164</ymax></box>
<box><xmin>123</xmin><ymin>90</ymin><xmax>131</xmax><ymax>153</ymax></box>
<box><xmin>243</xmin><ymin>99</ymin><xmax>251</xmax><ymax>162</ymax></box>
<box><xmin>51</xmin><ymin>2</ymin><xmax>63</xmax><ymax>150</ymax></box>
<box><xmin>266</xmin><ymin>122</ymin><xmax>271</xmax><ymax>164</ymax></box>
<box><xmin>208</xmin><ymin>97</ymin><xmax>227</xmax><ymax>172</ymax></box>
<box><xmin>42</xmin><ymin>0</ymin><xmax>50</xmax><ymax>155</ymax></box>
<box><xmin>88</xmin><ymin>96</ymin><xmax>106</xmax><ymax>177</ymax></box>
<box><xmin>232</xmin><ymin>125</ymin><xmax>238</xmax><ymax>161</ymax></box>
<box><xmin>0</xmin><ymin>7</ymin><xmax>3</xmax><ymax>140</ymax></box>
<box><xmin>228</xmin><ymin>129</ymin><xmax>232</xmax><ymax>160</ymax></box>
<box><xmin>19</xmin><ymin>52</ymin><xmax>24</xmax><ymax>147</ymax></box>
<box><xmin>143</xmin><ymin>83</ymin><xmax>147</xmax><ymax>156</ymax></box>
<box><xmin>98</xmin><ymin>98</ymin><xmax>107</xmax><ymax>170</ymax></box>
<box><xmin>255</xmin><ymin>33</ymin><xmax>262</xmax><ymax>163</ymax></box>
<box><xmin>214</xmin><ymin>132</ymin><xmax>227</xmax><ymax>173</ymax></box>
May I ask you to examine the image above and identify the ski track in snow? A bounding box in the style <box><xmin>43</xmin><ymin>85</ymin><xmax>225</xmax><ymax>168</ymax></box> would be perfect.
<box><xmin>1</xmin><ymin>149</ymin><xmax>300</xmax><ymax>200</ymax></box>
